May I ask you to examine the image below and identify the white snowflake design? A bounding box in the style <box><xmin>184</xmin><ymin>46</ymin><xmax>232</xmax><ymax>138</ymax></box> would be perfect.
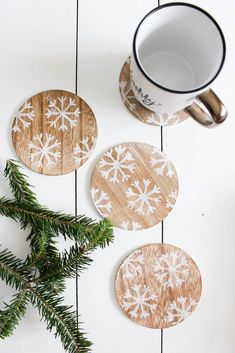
<box><xmin>120</xmin><ymin>221</ymin><xmax>142</xmax><ymax>231</ymax></box>
<box><xmin>45</xmin><ymin>96</ymin><xmax>80</xmax><ymax>131</ymax></box>
<box><xmin>166</xmin><ymin>190</ymin><xmax>178</xmax><ymax>209</ymax></box>
<box><xmin>146</xmin><ymin>113</ymin><xmax>181</xmax><ymax>126</ymax></box>
<box><xmin>73</xmin><ymin>137</ymin><xmax>96</xmax><ymax>165</ymax></box>
<box><xmin>28</xmin><ymin>133</ymin><xmax>61</xmax><ymax>168</ymax></box>
<box><xmin>154</xmin><ymin>250</ymin><xmax>189</xmax><ymax>288</ymax></box>
<box><xmin>91</xmin><ymin>187</ymin><xmax>112</xmax><ymax>217</ymax></box>
<box><xmin>126</xmin><ymin>179</ymin><xmax>161</xmax><ymax>215</ymax></box>
<box><xmin>167</xmin><ymin>297</ymin><xmax>198</xmax><ymax>325</ymax></box>
<box><xmin>122</xmin><ymin>284</ymin><xmax>158</xmax><ymax>319</ymax></box>
<box><xmin>12</xmin><ymin>102</ymin><xmax>35</xmax><ymax>133</ymax></box>
<box><xmin>99</xmin><ymin>145</ymin><xmax>135</xmax><ymax>184</ymax></box>
<box><xmin>119</xmin><ymin>80</ymin><xmax>137</xmax><ymax>112</ymax></box>
<box><xmin>120</xmin><ymin>250</ymin><xmax>145</xmax><ymax>279</ymax></box>
<box><xmin>150</xmin><ymin>148</ymin><xmax>174</xmax><ymax>178</ymax></box>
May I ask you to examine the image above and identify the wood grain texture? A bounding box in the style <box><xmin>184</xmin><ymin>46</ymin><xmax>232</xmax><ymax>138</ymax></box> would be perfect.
<box><xmin>119</xmin><ymin>58</ymin><xmax>189</xmax><ymax>126</ymax></box>
<box><xmin>115</xmin><ymin>243</ymin><xmax>202</xmax><ymax>329</ymax></box>
<box><xmin>90</xmin><ymin>142</ymin><xmax>178</xmax><ymax>230</ymax></box>
<box><xmin>12</xmin><ymin>90</ymin><xmax>97</xmax><ymax>176</ymax></box>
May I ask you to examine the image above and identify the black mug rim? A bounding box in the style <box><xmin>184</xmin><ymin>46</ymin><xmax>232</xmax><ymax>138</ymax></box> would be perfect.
<box><xmin>132</xmin><ymin>2</ymin><xmax>226</xmax><ymax>95</ymax></box>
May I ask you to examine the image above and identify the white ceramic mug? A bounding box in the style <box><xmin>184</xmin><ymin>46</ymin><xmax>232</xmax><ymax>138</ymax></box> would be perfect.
<box><xmin>130</xmin><ymin>2</ymin><xmax>227</xmax><ymax>127</ymax></box>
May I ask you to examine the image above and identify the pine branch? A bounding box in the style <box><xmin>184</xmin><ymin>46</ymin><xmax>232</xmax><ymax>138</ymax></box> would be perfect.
<box><xmin>37</xmin><ymin>244</ymin><xmax>92</xmax><ymax>284</ymax></box>
<box><xmin>0</xmin><ymin>160</ymin><xmax>114</xmax><ymax>352</ymax></box>
<box><xmin>80</xmin><ymin>218</ymin><xmax>114</xmax><ymax>250</ymax></box>
<box><xmin>0</xmin><ymin>248</ymin><xmax>91</xmax><ymax>352</ymax></box>
<box><xmin>0</xmin><ymin>290</ymin><xmax>28</xmax><ymax>338</ymax></box>
<box><xmin>0</xmin><ymin>197</ymin><xmax>113</xmax><ymax>244</ymax></box>
<box><xmin>29</xmin><ymin>286</ymin><xmax>92</xmax><ymax>353</ymax></box>
<box><xmin>4</xmin><ymin>160</ymin><xmax>39</xmax><ymax>206</ymax></box>
<box><xmin>39</xmin><ymin>277</ymin><xmax>66</xmax><ymax>295</ymax></box>
<box><xmin>37</xmin><ymin>218</ymin><xmax>114</xmax><ymax>283</ymax></box>
<box><xmin>24</xmin><ymin>228</ymin><xmax>64</xmax><ymax>293</ymax></box>
<box><xmin>0</xmin><ymin>248</ymin><xmax>32</xmax><ymax>290</ymax></box>
<box><xmin>25</xmin><ymin>228</ymin><xmax>60</xmax><ymax>269</ymax></box>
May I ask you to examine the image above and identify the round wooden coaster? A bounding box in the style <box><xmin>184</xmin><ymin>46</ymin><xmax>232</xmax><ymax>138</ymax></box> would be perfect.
<box><xmin>12</xmin><ymin>90</ymin><xmax>97</xmax><ymax>176</ymax></box>
<box><xmin>115</xmin><ymin>243</ymin><xmax>202</xmax><ymax>329</ymax></box>
<box><xmin>90</xmin><ymin>142</ymin><xmax>179</xmax><ymax>230</ymax></box>
<box><xmin>119</xmin><ymin>58</ymin><xmax>189</xmax><ymax>126</ymax></box>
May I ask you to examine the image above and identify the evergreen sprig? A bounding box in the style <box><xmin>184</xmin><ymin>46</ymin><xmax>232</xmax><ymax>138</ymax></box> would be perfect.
<box><xmin>0</xmin><ymin>290</ymin><xmax>28</xmax><ymax>338</ymax></box>
<box><xmin>0</xmin><ymin>159</ymin><xmax>114</xmax><ymax>352</ymax></box>
<box><xmin>4</xmin><ymin>159</ymin><xmax>39</xmax><ymax>206</ymax></box>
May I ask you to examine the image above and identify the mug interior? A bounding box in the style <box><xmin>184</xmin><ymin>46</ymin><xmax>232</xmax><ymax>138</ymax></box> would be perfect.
<box><xmin>134</xmin><ymin>3</ymin><xmax>226</xmax><ymax>93</ymax></box>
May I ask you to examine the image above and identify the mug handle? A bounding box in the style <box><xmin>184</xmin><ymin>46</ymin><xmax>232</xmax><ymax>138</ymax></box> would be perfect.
<box><xmin>185</xmin><ymin>89</ymin><xmax>227</xmax><ymax>127</ymax></box>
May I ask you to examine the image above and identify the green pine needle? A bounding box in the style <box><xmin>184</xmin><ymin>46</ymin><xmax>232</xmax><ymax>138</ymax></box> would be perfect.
<box><xmin>37</xmin><ymin>244</ymin><xmax>93</xmax><ymax>284</ymax></box>
<box><xmin>0</xmin><ymin>160</ymin><xmax>114</xmax><ymax>352</ymax></box>
<box><xmin>25</xmin><ymin>228</ymin><xmax>60</xmax><ymax>270</ymax></box>
<box><xmin>29</xmin><ymin>286</ymin><xmax>92</xmax><ymax>353</ymax></box>
<box><xmin>0</xmin><ymin>197</ymin><xmax>113</xmax><ymax>244</ymax></box>
<box><xmin>4</xmin><ymin>160</ymin><xmax>39</xmax><ymax>206</ymax></box>
<box><xmin>0</xmin><ymin>290</ymin><xmax>28</xmax><ymax>338</ymax></box>
<box><xmin>0</xmin><ymin>247</ymin><xmax>33</xmax><ymax>290</ymax></box>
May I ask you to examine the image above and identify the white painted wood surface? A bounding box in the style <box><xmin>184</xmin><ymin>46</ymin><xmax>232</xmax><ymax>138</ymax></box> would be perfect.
<box><xmin>0</xmin><ymin>0</ymin><xmax>234</xmax><ymax>352</ymax></box>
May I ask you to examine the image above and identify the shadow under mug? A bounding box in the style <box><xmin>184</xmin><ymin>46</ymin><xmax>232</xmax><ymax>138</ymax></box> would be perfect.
<box><xmin>130</xmin><ymin>2</ymin><xmax>227</xmax><ymax>127</ymax></box>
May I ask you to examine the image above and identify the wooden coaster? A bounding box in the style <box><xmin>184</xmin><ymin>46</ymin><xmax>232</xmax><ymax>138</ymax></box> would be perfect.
<box><xmin>90</xmin><ymin>142</ymin><xmax>179</xmax><ymax>230</ymax></box>
<box><xmin>119</xmin><ymin>58</ymin><xmax>189</xmax><ymax>126</ymax></box>
<box><xmin>12</xmin><ymin>90</ymin><xmax>97</xmax><ymax>175</ymax></box>
<box><xmin>115</xmin><ymin>243</ymin><xmax>202</xmax><ymax>329</ymax></box>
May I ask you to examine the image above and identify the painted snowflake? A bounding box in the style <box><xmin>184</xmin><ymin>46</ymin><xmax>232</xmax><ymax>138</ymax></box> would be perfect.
<box><xmin>120</xmin><ymin>221</ymin><xmax>142</xmax><ymax>231</ymax></box>
<box><xmin>119</xmin><ymin>80</ymin><xmax>137</xmax><ymax>111</ymax></box>
<box><xmin>73</xmin><ymin>137</ymin><xmax>96</xmax><ymax>165</ymax></box>
<box><xmin>126</xmin><ymin>179</ymin><xmax>161</xmax><ymax>215</ymax></box>
<box><xmin>146</xmin><ymin>113</ymin><xmax>180</xmax><ymax>127</ymax></box>
<box><xmin>45</xmin><ymin>96</ymin><xmax>80</xmax><ymax>131</ymax></box>
<box><xmin>99</xmin><ymin>145</ymin><xmax>135</xmax><ymax>184</ymax></box>
<box><xmin>122</xmin><ymin>284</ymin><xmax>158</xmax><ymax>319</ymax></box>
<box><xmin>91</xmin><ymin>187</ymin><xmax>112</xmax><ymax>217</ymax></box>
<box><xmin>28</xmin><ymin>133</ymin><xmax>61</xmax><ymax>168</ymax></box>
<box><xmin>167</xmin><ymin>297</ymin><xmax>198</xmax><ymax>325</ymax></box>
<box><xmin>120</xmin><ymin>250</ymin><xmax>145</xmax><ymax>279</ymax></box>
<box><xmin>150</xmin><ymin>148</ymin><xmax>174</xmax><ymax>178</ymax></box>
<box><xmin>154</xmin><ymin>250</ymin><xmax>189</xmax><ymax>288</ymax></box>
<box><xmin>166</xmin><ymin>190</ymin><xmax>178</xmax><ymax>209</ymax></box>
<box><xmin>12</xmin><ymin>102</ymin><xmax>35</xmax><ymax>133</ymax></box>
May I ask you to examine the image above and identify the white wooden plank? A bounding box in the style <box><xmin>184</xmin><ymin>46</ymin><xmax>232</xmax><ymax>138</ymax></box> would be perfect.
<box><xmin>161</xmin><ymin>0</ymin><xmax>235</xmax><ymax>352</ymax></box>
<box><xmin>0</xmin><ymin>1</ymin><xmax>77</xmax><ymax>352</ymax></box>
<box><xmin>78</xmin><ymin>0</ymin><xmax>163</xmax><ymax>352</ymax></box>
